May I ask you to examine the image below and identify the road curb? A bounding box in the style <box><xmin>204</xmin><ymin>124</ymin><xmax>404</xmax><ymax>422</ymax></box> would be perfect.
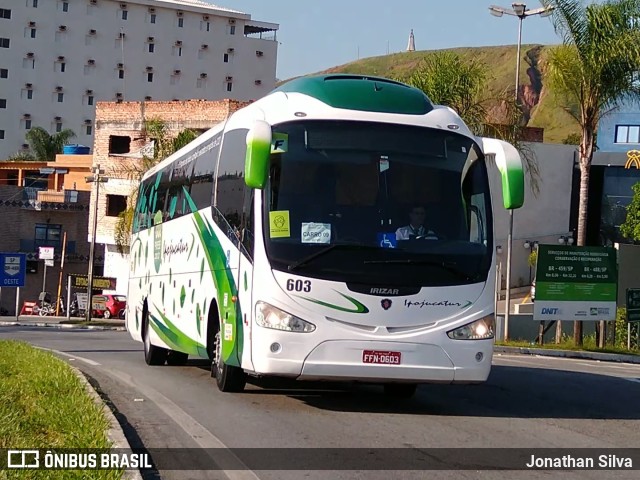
<box><xmin>0</xmin><ymin>321</ymin><xmax>125</xmax><ymax>331</ymax></box>
<box><xmin>495</xmin><ymin>345</ymin><xmax>640</xmax><ymax>364</ymax></box>
<box><xmin>70</xmin><ymin>365</ymin><xmax>143</xmax><ymax>480</ymax></box>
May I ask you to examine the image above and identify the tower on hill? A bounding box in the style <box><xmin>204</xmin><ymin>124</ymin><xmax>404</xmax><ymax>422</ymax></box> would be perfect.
<box><xmin>406</xmin><ymin>29</ymin><xmax>416</xmax><ymax>52</ymax></box>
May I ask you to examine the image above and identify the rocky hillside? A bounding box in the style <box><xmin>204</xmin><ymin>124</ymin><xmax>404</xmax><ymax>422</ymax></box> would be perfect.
<box><xmin>306</xmin><ymin>44</ymin><xmax>579</xmax><ymax>144</ymax></box>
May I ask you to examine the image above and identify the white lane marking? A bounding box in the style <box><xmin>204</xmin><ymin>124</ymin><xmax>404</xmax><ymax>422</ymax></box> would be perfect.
<box><xmin>37</xmin><ymin>347</ymin><xmax>101</xmax><ymax>366</ymax></box>
<box><xmin>105</xmin><ymin>369</ymin><xmax>261</xmax><ymax>480</ymax></box>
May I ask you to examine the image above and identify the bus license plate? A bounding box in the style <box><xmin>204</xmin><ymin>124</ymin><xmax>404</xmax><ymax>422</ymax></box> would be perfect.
<box><xmin>362</xmin><ymin>350</ymin><xmax>401</xmax><ymax>365</ymax></box>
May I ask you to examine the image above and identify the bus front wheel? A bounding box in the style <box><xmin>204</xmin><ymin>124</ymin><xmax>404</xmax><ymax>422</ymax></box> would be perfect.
<box><xmin>142</xmin><ymin>306</ymin><xmax>168</xmax><ymax>366</ymax></box>
<box><xmin>211</xmin><ymin>327</ymin><xmax>246</xmax><ymax>392</ymax></box>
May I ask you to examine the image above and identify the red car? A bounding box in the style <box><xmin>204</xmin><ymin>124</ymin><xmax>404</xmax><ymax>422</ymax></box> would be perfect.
<box><xmin>92</xmin><ymin>294</ymin><xmax>126</xmax><ymax>319</ymax></box>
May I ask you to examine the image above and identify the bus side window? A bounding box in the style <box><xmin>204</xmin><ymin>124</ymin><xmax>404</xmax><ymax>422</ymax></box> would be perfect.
<box><xmin>215</xmin><ymin>128</ymin><xmax>248</xmax><ymax>244</ymax></box>
<box><xmin>241</xmin><ymin>187</ymin><xmax>254</xmax><ymax>259</ymax></box>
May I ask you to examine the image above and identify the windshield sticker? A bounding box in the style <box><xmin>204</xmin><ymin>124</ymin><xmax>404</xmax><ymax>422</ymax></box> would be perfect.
<box><xmin>301</xmin><ymin>223</ymin><xmax>331</xmax><ymax>244</ymax></box>
<box><xmin>377</xmin><ymin>232</ymin><xmax>397</xmax><ymax>249</ymax></box>
<box><xmin>269</xmin><ymin>211</ymin><xmax>291</xmax><ymax>238</ymax></box>
<box><xmin>379</xmin><ymin>155</ymin><xmax>390</xmax><ymax>173</ymax></box>
<box><xmin>271</xmin><ymin>133</ymin><xmax>289</xmax><ymax>153</ymax></box>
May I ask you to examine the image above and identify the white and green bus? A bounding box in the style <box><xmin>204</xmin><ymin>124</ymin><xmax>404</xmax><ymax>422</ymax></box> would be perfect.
<box><xmin>127</xmin><ymin>75</ymin><xmax>524</xmax><ymax>397</ymax></box>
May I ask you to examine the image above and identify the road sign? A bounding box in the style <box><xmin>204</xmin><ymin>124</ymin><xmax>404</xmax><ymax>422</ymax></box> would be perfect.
<box><xmin>533</xmin><ymin>245</ymin><xmax>617</xmax><ymax>321</ymax></box>
<box><xmin>0</xmin><ymin>253</ymin><xmax>26</xmax><ymax>287</ymax></box>
<box><xmin>44</xmin><ymin>259</ymin><xmax>54</xmax><ymax>267</ymax></box>
<box><xmin>627</xmin><ymin>288</ymin><xmax>640</xmax><ymax>323</ymax></box>
<box><xmin>39</xmin><ymin>246</ymin><xmax>54</xmax><ymax>260</ymax></box>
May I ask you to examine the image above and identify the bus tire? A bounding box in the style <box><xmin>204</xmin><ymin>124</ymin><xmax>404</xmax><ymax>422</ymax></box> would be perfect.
<box><xmin>207</xmin><ymin>306</ymin><xmax>245</xmax><ymax>392</ymax></box>
<box><xmin>142</xmin><ymin>303</ymin><xmax>167</xmax><ymax>366</ymax></box>
<box><xmin>166</xmin><ymin>351</ymin><xmax>189</xmax><ymax>366</ymax></box>
<box><xmin>383</xmin><ymin>383</ymin><xmax>417</xmax><ymax>399</ymax></box>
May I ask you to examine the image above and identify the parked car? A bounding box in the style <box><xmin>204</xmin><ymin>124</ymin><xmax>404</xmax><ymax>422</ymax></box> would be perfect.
<box><xmin>92</xmin><ymin>294</ymin><xmax>126</xmax><ymax>319</ymax></box>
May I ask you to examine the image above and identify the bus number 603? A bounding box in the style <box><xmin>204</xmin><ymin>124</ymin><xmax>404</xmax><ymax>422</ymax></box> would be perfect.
<box><xmin>286</xmin><ymin>279</ymin><xmax>311</xmax><ymax>292</ymax></box>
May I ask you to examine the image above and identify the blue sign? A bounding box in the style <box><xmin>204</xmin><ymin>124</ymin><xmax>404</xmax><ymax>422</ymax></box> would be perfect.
<box><xmin>377</xmin><ymin>233</ymin><xmax>397</xmax><ymax>249</ymax></box>
<box><xmin>0</xmin><ymin>253</ymin><xmax>27</xmax><ymax>287</ymax></box>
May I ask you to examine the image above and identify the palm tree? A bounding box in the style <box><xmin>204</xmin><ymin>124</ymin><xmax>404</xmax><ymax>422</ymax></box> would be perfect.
<box><xmin>25</xmin><ymin>126</ymin><xmax>76</xmax><ymax>162</ymax></box>
<box><xmin>542</xmin><ymin>0</ymin><xmax>640</xmax><ymax>344</ymax></box>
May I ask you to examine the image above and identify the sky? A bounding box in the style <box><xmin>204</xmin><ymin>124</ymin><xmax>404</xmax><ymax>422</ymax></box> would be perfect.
<box><xmin>216</xmin><ymin>0</ymin><xmax>562</xmax><ymax>80</ymax></box>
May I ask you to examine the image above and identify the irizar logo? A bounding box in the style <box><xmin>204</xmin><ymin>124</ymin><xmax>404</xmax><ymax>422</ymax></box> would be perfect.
<box><xmin>541</xmin><ymin>307</ymin><xmax>560</xmax><ymax>315</ymax></box>
<box><xmin>370</xmin><ymin>287</ymin><xmax>399</xmax><ymax>295</ymax></box>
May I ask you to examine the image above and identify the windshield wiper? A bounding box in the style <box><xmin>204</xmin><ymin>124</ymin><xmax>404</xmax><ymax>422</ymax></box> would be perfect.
<box><xmin>288</xmin><ymin>244</ymin><xmax>382</xmax><ymax>272</ymax></box>
<box><xmin>363</xmin><ymin>259</ymin><xmax>474</xmax><ymax>281</ymax></box>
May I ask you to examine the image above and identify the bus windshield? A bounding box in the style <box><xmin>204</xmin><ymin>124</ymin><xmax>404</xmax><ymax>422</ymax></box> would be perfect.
<box><xmin>262</xmin><ymin>120</ymin><xmax>493</xmax><ymax>287</ymax></box>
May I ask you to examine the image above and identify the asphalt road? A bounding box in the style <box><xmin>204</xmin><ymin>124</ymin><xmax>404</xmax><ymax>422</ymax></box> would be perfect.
<box><xmin>2</xmin><ymin>326</ymin><xmax>640</xmax><ymax>480</ymax></box>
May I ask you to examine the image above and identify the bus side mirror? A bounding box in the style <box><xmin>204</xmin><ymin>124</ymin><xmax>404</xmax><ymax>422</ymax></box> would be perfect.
<box><xmin>481</xmin><ymin>137</ymin><xmax>525</xmax><ymax>209</ymax></box>
<box><xmin>245</xmin><ymin>120</ymin><xmax>272</xmax><ymax>189</ymax></box>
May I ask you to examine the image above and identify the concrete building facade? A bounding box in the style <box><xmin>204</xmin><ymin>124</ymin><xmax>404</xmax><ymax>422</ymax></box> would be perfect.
<box><xmin>0</xmin><ymin>0</ymin><xmax>278</xmax><ymax>160</ymax></box>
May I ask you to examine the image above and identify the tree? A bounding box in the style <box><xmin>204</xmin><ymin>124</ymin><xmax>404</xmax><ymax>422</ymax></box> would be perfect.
<box><xmin>542</xmin><ymin>0</ymin><xmax>640</xmax><ymax>344</ymax></box>
<box><xmin>620</xmin><ymin>182</ymin><xmax>640</xmax><ymax>241</ymax></box>
<box><xmin>404</xmin><ymin>50</ymin><xmax>541</xmax><ymax>194</ymax></box>
<box><xmin>113</xmin><ymin>118</ymin><xmax>200</xmax><ymax>253</ymax></box>
<box><xmin>24</xmin><ymin>127</ymin><xmax>76</xmax><ymax>162</ymax></box>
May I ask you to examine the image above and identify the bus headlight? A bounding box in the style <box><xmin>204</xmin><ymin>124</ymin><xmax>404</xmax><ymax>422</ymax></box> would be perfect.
<box><xmin>447</xmin><ymin>315</ymin><xmax>494</xmax><ymax>340</ymax></box>
<box><xmin>255</xmin><ymin>302</ymin><xmax>316</xmax><ymax>333</ymax></box>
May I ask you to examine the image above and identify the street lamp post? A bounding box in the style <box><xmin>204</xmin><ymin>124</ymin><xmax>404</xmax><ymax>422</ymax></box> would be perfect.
<box><xmin>85</xmin><ymin>164</ymin><xmax>108</xmax><ymax>322</ymax></box>
<box><xmin>523</xmin><ymin>240</ymin><xmax>538</xmax><ymax>284</ymax></box>
<box><xmin>488</xmin><ymin>2</ymin><xmax>554</xmax><ymax>340</ymax></box>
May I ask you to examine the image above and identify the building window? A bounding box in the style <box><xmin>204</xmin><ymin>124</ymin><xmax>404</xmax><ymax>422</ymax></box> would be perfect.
<box><xmin>87</xmin><ymin>95</ymin><xmax>94</xmax><ymax>105</ymax></box>
<box><xmin>0</xmin><ymin>8</ymin><xmax>11</xmax><ymax>19</ymax></box>
<box><xmin>27</xmin><ymin>89</ymin><xmax>33</xmax><ymax>99</ymax></box>
<box><xmin>0</xmin><ymin>68</ymin><xmax>7</xmax><ymax>78</ymax></box>
<box><xmin>150</xmin><ymin>13</ymin><xmax>156</xmax><ymax>24</ymax></box>
<box><xmin>86</xmin><ymin>125</ymin><xmax>92</xmax><ymax>135</ymax></box>
<box><xmin>25</xmin><ymin>119</ymin><xmax>32</xmax><ymax>129</ymax></box>
<box><xmin>30</xmin><ymin>28</ymin><xmax>36</xmax><ymax>38</ymax></box>
<box><xmin>32</xmin><ymin>0</ymin><xmax>38</xmax><ymax>7</ymax></box>
<box><xmin>118</xmin><ymin>69</ymin><xmax>124</xmax><ymax>79</ymax></box>
<box><xmin>57</xmin><ymin>92</ymin><xmax>64</xmax><ymax>102</ymax></box>
<box><xmin>35</xmin><ymin>223</ymin><xmax>62</xmax><ymax>250</ymax></box>
<box><xmin>59</xmin><ymin>62</ymin><xmax>66</xmax><ymax>72</ymax></box>
<box><xmin>24</xmin><ymin>58</ymin><xmax>35</xmax><ymax>69</ymax></box>
<box><xmin>109</xmin><ymin>135</ymin><xmax>130</xmax><ymax>154</ymax></box>
<box><xmin>121</xmin><ymin>10</ymin><xmax>128</xmax><ymax>20</ymax></box>
<box><xmin>223</xmin><ymin>53</ymin><xmax>229</xmax><ymax>63</ymax></box>
<box><xmin>178</xmin><ymin>17</ymin><xmax>184</xmax><ymax>28</ymax></box>
<box><xmin>0</xmin><ymin>99</ymin><xmax>6</xmax><ymax>108</ymax></box>
<box><xmin>229</xmin><ymin>25</ymin><xmax>235</xmax><ymax>35</ymax></box>
<box><xmin>173</xmin><ymin>46</ymin><xmax>182</xmax><ymax>57</ymax></box>
<box><xmin>0</xmin><ymin>130</ymin><xmax>4</xmax><ymax>139</ymax></box>
<box><xmin>615</xmin><ymin>125</ymin><xmax>640</xmax><ymax>144</ymax></box>
<box><xmin>61</xmin><ymin>1</ymin><xmax>69</xmax><ymax>12</ymax></box>
<box><xmin>147</xmin><ymin>72</ymin><xmax>153</xmax><ymax>82</ymax></box>
<box><xmin>0</xmin><ymin>38</ymin><xmax>10</xmax><ymax>48</ymax></box>
<box><xmin>107</xmin><ymin>195</ymin><xmax>128</xmax><ymax>217</ymax></box>
<box><xmin>55</xmin><ymin>122</ymin><xmax>63</xmax><ymax>132</ymax></box>
<box><xmin>201</xmin><ymin>21</ymin><xmax>210</xmax><ymax>31</ymax></box>
<box><xmin>226</xmin><ymin>82</ymin><xmax>232</xmax><ymax>92</ymax></box>
<box><xmin>148</xmin><ymin>43</ymin><xmax>154</xmax><ymax>53</ymax></box>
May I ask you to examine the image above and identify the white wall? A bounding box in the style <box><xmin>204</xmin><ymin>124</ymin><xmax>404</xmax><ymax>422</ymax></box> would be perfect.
<box><xmin>0</xmin><ymin>0</ymin><xmax>278</xmax><ymax>160</ymax></box>
<box><xmin>488</xmin><ymin>142</ymin><xmax>577</xmax><ymax>287</ymax></box>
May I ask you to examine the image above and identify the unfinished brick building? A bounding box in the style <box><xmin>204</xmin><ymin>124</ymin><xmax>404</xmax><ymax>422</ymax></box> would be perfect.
<box><xmin>90</xmin><ymin>99</ymin><xmax>250</xmax><ymax>294</ymax></box>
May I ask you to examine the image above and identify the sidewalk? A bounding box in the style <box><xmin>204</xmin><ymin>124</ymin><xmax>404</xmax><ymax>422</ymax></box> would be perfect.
<box><xmin>0</xmin><ymin>315</ymin><xmax>125</xmax><ymax>331</ymax></box>
<box><xmin>495</xmin><ymin>345</ymin><xmax>640</xmax><ymax>365</ymax></box>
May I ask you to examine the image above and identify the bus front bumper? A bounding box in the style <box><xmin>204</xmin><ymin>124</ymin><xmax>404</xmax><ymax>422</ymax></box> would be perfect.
<box><xmin>252</xmin><ymin>339</ymin><xmax>493</xmax><ymax>384</ymax></box>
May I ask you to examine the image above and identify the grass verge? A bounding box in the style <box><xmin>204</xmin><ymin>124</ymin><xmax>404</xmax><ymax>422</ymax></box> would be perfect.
<box><xmin>0</xmin><ymin>340</ymin><xmax>122</xmax><ymax>479</ymax></box>
<box><xmin>496</xmin><ymin>339</ymin><xmax>640</xmax><ymax>356</ymax></box>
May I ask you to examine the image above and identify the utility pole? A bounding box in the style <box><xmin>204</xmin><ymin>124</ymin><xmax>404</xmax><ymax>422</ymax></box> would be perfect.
<box><xmin>85</xmin><ymin>164</ymin><xmax>109</xmax><ymax>321</ymax></box>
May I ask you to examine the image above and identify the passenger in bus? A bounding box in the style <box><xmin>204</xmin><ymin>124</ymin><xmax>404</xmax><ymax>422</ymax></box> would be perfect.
<box><xmin>395</xmin><ymin>205</ymin><xmax>438</xmax><ymax>240</ymax></box>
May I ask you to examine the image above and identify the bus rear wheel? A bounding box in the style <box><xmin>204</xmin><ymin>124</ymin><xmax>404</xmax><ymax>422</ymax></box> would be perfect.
<box><xmin>143</xmin><ymin>307</ymin><xmax>168</xmax><ymax>366</ymax></box>
<box><xmin>383</xmin><ymin>383</ymin><xmax>417</xmax><ymax>399</ymax></box>
<box><xmin>211</xmin><ymin>327</ymin><xmax>246</xmax><ymax>392</ymax></box>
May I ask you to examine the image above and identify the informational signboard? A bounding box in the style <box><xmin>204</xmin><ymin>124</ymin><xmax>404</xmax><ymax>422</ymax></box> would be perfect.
<box><xmin>38</xmin><ymin>246</ymin><xmax>54</xmax><ymax>260</ymax></box>
<box><xmin>627</xmin><ymin>288</ymin><xmax>640</xmax><ymax>323</ymax></box>
<box><xmin>0</xmin><ymin>253</ymin><xmax>26</xmax><ymax>287</ymax></box>
<box><xmin>68</xmin><ymin>274</ymin><xmax>117</xmax><ymax>291</ymax></box>
<box><xmin>533</xmin><ymin>245</ymin><xmax>618</xmax><ymax>321</ymax></box>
